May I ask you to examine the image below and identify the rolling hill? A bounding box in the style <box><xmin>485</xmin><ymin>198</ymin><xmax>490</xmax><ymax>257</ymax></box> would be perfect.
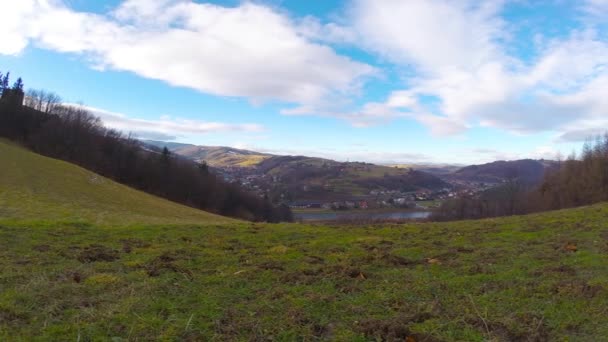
<box><xmin>145</xmin><ymin>140</ymin><xmax>450</xmax><ymax>201</ymax></box>
<box><xmin>257</xmin><ymin>155</ymin><xmax>448</xmax><ymax>200</ymax></box>
<box><xmin>0</xmin><ymin>140</ymin><xmax>234</xmax><ymax>225</ymax></box>
<box><xmin>144</xmin><ymin>140</ymin><xmax>271</xmax><ymax>167</ymax></box>
<box><xmin>450</xmin><ymin>159</ymin><xmax>558</xmax><ymax>185</ymax></box>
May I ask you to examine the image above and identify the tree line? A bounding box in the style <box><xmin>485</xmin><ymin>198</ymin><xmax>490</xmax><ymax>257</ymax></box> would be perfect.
<box><xmin>0</xmin><ymin>72</ymin><xmax>293</xmax><ymax>222</ymax></box>
<box><xmin>433</xmin><ymin>136</ymin><xmax>608</xmax><ymax>221</ymax></box>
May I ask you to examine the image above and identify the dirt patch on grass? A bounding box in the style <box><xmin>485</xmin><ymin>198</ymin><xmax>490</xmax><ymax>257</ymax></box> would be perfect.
<box><xmin>305</xmin><ymin>255</ymin><xmax>325</xmax><ymax>265</ymax></box>
<box><xmin>77</xmin><ymin>244</ymin><xmax>120</xmax><ymax>263</ymax></box>
<box><xmin>468</xmin><ymin>313</ymin><xmax>549</xmax><ymax>342</ymax></box>
<box><xmin>144</xmin><ymin>251</ymin><xmax>194</xmax><ymax>278</ymax></box>
<box><xmin>214</xmin><ymin>308</ymin><xmax>265</xmax><ymax>340</ymax></box>
<box><xmin>71</xmin><ymin>272</ymin><xmax>83</xmax><ymax>283</ymax></box>
<box><xmin>258</xmin><ymin>261</ymin><xmax>285</xmax><ymax>271</ymax></box>
<box><xmin>356</xmin><ymin>313</ymin><xmax>439</xmax><ymax>342</ymax></box>
<box><xmin>32</xmin><ymin>244</ymin><xmax>51</xmax><ymax>252</ymax></box>
<box><xmin>279</xmin><ymin>264</ymin><xmax>369</xmax><ymax>287</ymax></box>
<box><xmin>546</xmin><ymin>265</ymin><xmax>577</xmax><ymax>276</ymax></box>
<box><xmin>120</xmin><ymin>238</ymin><xmax>150</xmax><ymax>253</ymax></box>
<box><xmin>0</xmin><ymin>307</ymin><xmax>28</xmax><ymax>324</ymax></box>
<box><xmin>553</xmin><ymin>281</ymin><xmax>603</xmax><ymax>298</ymax></box>
<box><xmin>381</xmin><ymin>254</ymin><xmax>421</xmax><ymax>267</ymax></box>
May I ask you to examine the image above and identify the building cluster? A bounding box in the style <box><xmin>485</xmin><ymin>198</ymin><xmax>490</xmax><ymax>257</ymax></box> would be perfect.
<box><xmin>215</xmin><ymin>161</ymin><xmax>502</xmax><ymax>211</ymax></box>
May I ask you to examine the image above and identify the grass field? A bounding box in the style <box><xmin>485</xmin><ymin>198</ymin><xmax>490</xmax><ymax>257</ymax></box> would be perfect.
<box><xmin>1</xmin><ymin>141</ymin><xmax>608</xmax><ymax>340</ymax></box>
<box><xmin>0</xmin><ymin>140</ymin><xmax>233</xmax><ymax>225</ymax></box>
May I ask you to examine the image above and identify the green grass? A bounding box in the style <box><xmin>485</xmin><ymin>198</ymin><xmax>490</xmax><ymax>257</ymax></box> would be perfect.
<box><xmin>1</xmin><ymin>140</ymin><xmax>608</xmax><ymax>340</ymax></box>
<box><xmin>0</xmin><ymin>140</ymin><xmax>234</xmax><ymax>225</ymax></box>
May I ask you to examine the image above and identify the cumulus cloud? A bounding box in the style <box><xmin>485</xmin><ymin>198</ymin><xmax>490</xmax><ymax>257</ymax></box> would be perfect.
<box><xmin>556</xmin><ymin>128</ymin><xmax>607</xmax><ymax>142</ymax></box>
<box><xmin>76</xmin><ymin>104</ymin><xmax>264</xmax><ymax>138</ymax></box>
<box><xmin>584</xmin><ymin>0</ymin><xmax>608</xmax><ymax>16</ymax></box>
<box><xmin>349</xmin><ymin>0</ymin><xmax>506</xmax><ymax>72</ymax></box>
<box><xmin>4</xmin><ymin>0</ymin><xmax>608</xmax><ymax>140</ymax></box>
<box><xmin>1</xmin><ymin>0</ymin><xmax>375</xmax><ymax>107</ymax></box>
<box><xmin>341</xmin><ymin>0</ymin><xmax>608</xmax><ymax>136</ymax></box>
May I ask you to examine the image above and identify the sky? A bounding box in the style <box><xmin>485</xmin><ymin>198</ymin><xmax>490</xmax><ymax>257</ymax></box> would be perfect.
<box><xmin>1</xmin><ymin>0</ymin><xmax>607</xmax><ymax>164</ymax></box>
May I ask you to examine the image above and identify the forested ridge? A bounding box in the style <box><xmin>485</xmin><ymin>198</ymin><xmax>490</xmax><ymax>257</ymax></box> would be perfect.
<box><xmin>0</xmin><ymin>72</ymin><xmax>292</xmax><ymax>222</ymax></box>
<box><xmin>434</xmin><ymin>136</ymin><xmax>608</xmax><ymax>221</ymax></box>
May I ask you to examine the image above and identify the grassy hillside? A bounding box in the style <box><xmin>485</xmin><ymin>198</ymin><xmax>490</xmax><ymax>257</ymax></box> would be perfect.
<box><xmin>451</xmin><ymin>159</ymin><xmax>558</xmax><ymax>185</ymax></box>
<box><xmin>144</xmin><ymin>140</ymin><xmax>272</xmax><ymax>167</ymax></box>
<box><xmin>258</xmin><ymin>156</ymin><xmax>448</xmax><ymax>199</ymax></box>
<box><xmin>146</xmin><ymin>141</ymin><xmax>448</xmax><ymax>199</ymax></box>
<box><xmin>0</xmin><ymin>140</ymin><xmax>234</xmax><ymax>225</ymax></box>
<box><xmin>1</xmin><ymin>188</ymin><xmax>608</xmax><ymax>339</ymax></box>
<box><xmin>1</xmin><ymin>140</ymin><xmax>607</xmax><ymax>340</ymax></box>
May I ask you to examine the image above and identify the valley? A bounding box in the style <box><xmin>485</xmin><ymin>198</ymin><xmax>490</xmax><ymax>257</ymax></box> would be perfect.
<box><xmin>146</xmin><ymin>140</ymin><xmax>556</xmax><ymax>216</ymax></box>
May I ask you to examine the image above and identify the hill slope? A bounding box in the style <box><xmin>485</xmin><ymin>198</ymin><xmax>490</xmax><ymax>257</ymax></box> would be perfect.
<box><xmin>0</xmin><ymin>140</ymin><xmax>234</xmax><ymax>224</ymax></box>
<box><xmin>257</xmin><ymin>155</ymin><xmax>448</xmax><ymax>199</ymax></box>
<box><xmin>1</xmin><ymin>171</ymin><xmax>607</xmax><ymax>340</ymax></box>
<box><xmin>144</xmin><ymin>140</ymin><xmax>271</xmax><ymax>167</ymax></box>
<box><xmin>146</xmin><ymin>140</ymin><xmax>449</xmax><ymax>201</ymax></box>
<box><xmin>451</xmin><ymin>159</ymin><xmax>557</xmax><ymax>185</ymax></box>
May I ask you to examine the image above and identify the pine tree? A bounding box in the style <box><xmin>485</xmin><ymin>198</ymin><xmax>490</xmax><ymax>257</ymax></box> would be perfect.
<box><xmin>12</xmin><ymin>77</ymin><xmax>24</xmax><ymax>92</ymax></box>
<box><xmin>198</xmin><ymin>161</ymin><xmax>209</xmax><ymax>175</ymax></box>
<box><xmin>160</xmin><ymin>147</ymin><xmax>171</xmax><ymax>169</ymax></box>
<box><xmin>1</xmin><ymin>72</ymin><xmax>10</xmax><ymax>90</ymax></box>
<box><xmin>0</xmin><ymin>71</ymin><xmax>4</xmax><ymax>93</ymax></box>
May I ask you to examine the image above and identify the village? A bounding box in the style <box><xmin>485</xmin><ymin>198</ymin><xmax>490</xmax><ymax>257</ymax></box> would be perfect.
<box><xmin>216</xmin><ymin>165</ymin><xmax>500</xmax><ymax>211</ymax></box>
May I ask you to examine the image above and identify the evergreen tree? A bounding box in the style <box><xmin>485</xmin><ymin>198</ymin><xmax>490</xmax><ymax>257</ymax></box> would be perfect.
<box><xmin>161</xmin><ymin>147</ymin><xmax>170</xmax><ymax>160</ymax></box>
<box><xmin>1</xmin><ymin>72</ymin><xmax>10</xmax><ymax>90</ymax></box>
<box><xmin>12</xmin><ymin>78</ymin><xmax>24</xmax><ymax>92</ymax></box>
<box><xmin>0</xmin><ymin>71</ymin><xmax>3</xmax><ymax>93</ymax></box>
<box><xmin>160</xmin><ymin>147</ymin><xmax>171</xmax><ymax>173</ymax></box>
<box><xmin>198</xmin><ymin>161</ymin><xmax>209</xmax><ymax>175</ymax></box>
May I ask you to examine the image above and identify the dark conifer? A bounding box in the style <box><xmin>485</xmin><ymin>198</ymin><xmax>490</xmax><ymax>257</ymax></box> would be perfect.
<box><xmin>1</xmin><ymin>72</ymin><xmax>10</xmax><ymax>90</ymax></box>
<box><xmin>12</xmin><ymin>78</ymin><xmax>24</xmax><ymax>92</ymax></box>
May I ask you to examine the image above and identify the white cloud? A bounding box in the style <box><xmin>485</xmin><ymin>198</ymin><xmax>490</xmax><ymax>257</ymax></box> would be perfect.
<box><xmin>1</xmin><ymin>0</ymin><xmax>375</xmax><ymax>107</ymax></box>
<box><xmin>584</xmin><ymin>0</ymin><xmax>608</xmax><ymax>16</ymax></box>
<box><xmin>0</xmin><ymin>0</ymin><xmax>40</xmax><ymax>55</ymax></box>
<box><xmin>349</xmin><ymin>0</ymin><xmax>506</xmax><ymax>72</ymax></box>
<box><xmin>75</xmin><ymin>104</ymin><xmax>264</xmax><ymax>138</ymax></box>
<box><xmin>341</xmin><ymin>0</ymin><xmax>608</xmax><ymax>137</ymax></box>
<box><xmin>557</xmin><ymin>128</ymin><xmax>608</xmax><ymax>142</ymax></box>
<box><xmin>4</xmin><ymin>0</ymin><xmax>608</xmax><ymax>141</ymax></box>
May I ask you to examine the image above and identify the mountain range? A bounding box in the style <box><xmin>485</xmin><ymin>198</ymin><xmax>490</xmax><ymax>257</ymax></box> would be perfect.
<box><xmin>144</xmin><ymin>140</ymin><xmax>557</xmax><ymax>203</ymax></box>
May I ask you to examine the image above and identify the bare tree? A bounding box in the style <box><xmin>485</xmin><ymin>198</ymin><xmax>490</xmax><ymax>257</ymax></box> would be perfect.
<box><xmin>24</xmin><ymin>89</ymin><xmax>62</xmax><ymax>113</ymax></box>
<box><xmin>24</xmin><ymin>89</ymin><xmax>42</xmax><ymax>110</ymax></box>
<box><xmin>43</xmin><ymin>91</ymin><xmax>61</xmax><ymax>113</ymax></box>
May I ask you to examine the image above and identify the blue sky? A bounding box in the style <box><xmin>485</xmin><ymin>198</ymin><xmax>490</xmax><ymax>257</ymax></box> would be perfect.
<box><xmin>2</xmin><ymin>0</ymin><xmax>607</xmax><ymax>164</ymax></box>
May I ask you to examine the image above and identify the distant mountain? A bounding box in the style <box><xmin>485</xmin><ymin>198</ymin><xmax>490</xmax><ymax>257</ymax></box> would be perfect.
<box><xmin>450</xmin><ymin>159</ymin><xmax>557</xmax><ymax>185</ymax></box>
<box><xmin>387</xmin><ymin>163</ymin><xmax>464</xmax><ymax>176</ymax></box>
<box><xmin>256</xmin><ymin>155</ymin><xmax>449</xmax><ymax>200</ymax></box>
<box><xmin>143</xmin><ymin>140</ymin><xmax>450</xmax><ymax>201</ymax></box>
<box><xmin>144</xmin><ymin>140</ymin><xmax>271</xmax><ymax>167</ymax></box>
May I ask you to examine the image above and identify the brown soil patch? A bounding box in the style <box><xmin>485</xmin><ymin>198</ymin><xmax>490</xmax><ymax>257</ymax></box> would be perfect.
<box><xmin>357</xmin><ymin>313</ymin><xmax>439</xmax><ymax>342</ymax></box>
<box><xmin>258</xmin><ymin>261</ymin><xmax>285</xmax><ymax>271</ymax></box>
<box><xmin>553</xmin><ymin>281</ymin><xmax>603</xmax><ymax>298</ymax></box>
<box><xmin>0</xmin><ymin>308</ymin><xmax>28</xmax><ymax>324</ymax></box>
<box><xmin>144</xmin><ymin>251</ymin><xmax>194</xmax><ymax>278</ymax></box>
<box><xmin>77</xmin><ymin>244</ymin><xmax>120</xmax><ymax>263</ymax></box>
<box><xmin>32</xmin><ymin>244</ymin><xmax>51</xmax><ymax>252</ymax></box>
